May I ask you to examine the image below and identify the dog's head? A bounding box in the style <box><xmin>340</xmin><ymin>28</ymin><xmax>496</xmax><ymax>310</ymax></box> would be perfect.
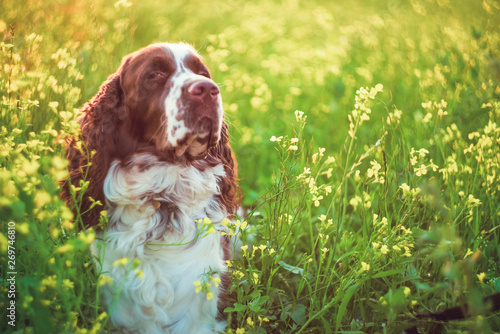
<box><xmin>91</xmin><ymin>43</ymin><xmax>223</xmax><ymax>162</ymax></box>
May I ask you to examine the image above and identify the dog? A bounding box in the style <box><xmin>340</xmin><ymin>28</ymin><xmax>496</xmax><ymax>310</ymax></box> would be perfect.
<box><xmin>62</xmin><ymin>42</ymin><xmax>239</xmax><ymax>333</ymax></box>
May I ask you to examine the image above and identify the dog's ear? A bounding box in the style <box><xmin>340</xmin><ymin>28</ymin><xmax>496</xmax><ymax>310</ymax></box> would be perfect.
<box><xmin>80</xmin><ymin>72</ymin><xmax>126</xmax><ymax>150</ymax></box>
<box><xmin>62</xmin><ymin>71</ymin><xmax>128</xmax><ymax>230</ymax></box>
<box><xmin>213</xmin><ymin>120</ymin><xmax>240</xmax><ymax>216</ymax></box>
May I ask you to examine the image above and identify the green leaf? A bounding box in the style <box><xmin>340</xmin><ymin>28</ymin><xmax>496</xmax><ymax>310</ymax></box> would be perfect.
<box><xmin>250</xmin><ymin>290</ymin><xmax>261</xmax><ymax>299</ymax></box>
<box><xmin>278</xmin><ymin>260</ymin><xmax>304</xmax><ymax>275</ymax></box>
<box><xmin>291</xmin><ymin>303</ymin><xmax>307</xmax><ymax>324</ymax></box>
<box><xmin>415</xmin><ymin>281</ymin><xmax>431</xmax><ymax>291</ymax></box>
<box><xmin>249</xmin><ymin>303</ymin><xmax>261</xmax><ymax>312</ymax></box>
<box><xmin>372</xmin><ymin>269</ymin><xmax>405</xmax><ymax>278</ymax></box>
<box><xmin>320</xmin><ymin>316</ymin><xmax>333</xmax><ymax>334</ymax></box>
<box><xmin>255</xmin><ymin>295</ymin><xmax>269</xmax><ymax>306</ymax></box>
<box><xmin>10</xmin><ymin>200</ymin><xmax>26</xmax><ymax>220</ymax></box>
<box><xmin>224</xmin><ymin>302</ymin><xmax>247</xmax><ymax>313</ymax></box>
<box><xmin>335</xmin><ymin>283</ymin><xmax>358</xmax><ymax>331</ymax></box>
<box><xmin>254</xmin><ymin>328</ymin><xmax>267</xmax><ymax>334</ymax></box>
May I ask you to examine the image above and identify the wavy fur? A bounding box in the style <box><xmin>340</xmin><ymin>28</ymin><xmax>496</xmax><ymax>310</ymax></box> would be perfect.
<box><xmin>61</xmin><ymin>43</ymin><xmax>239</xmax><ymax>333</ymax></box>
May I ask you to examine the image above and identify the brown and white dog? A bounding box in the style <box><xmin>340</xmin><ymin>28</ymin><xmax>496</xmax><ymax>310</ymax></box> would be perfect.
<box><xmin>62</xmin><ymin>43</ymin><xmax>238</xmax><ymax>333</ymax></box>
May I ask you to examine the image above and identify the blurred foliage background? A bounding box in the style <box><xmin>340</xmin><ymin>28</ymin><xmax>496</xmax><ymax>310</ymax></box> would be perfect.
<box><xmin>1</xmin><ymin>0</ymin><xmax>500</xmax><ymax>333</ymax></box>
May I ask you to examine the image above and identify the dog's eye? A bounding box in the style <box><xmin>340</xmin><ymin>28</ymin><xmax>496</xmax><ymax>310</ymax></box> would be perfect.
<box><xmin>199</xmin><ymin>71</ymin><xmax>211</xmax><ymax>79</ymax></box>
<box><xmin>147</xmin><ymin>72</ymin><xmax>166</xmax><ymax>80</ymax></box>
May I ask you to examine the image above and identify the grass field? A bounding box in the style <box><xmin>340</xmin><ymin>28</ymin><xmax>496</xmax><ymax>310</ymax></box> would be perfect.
<box><xmin>1</xmin><ymin>0</ymin><xmax>500</xmax><ymax>332</ymax></box>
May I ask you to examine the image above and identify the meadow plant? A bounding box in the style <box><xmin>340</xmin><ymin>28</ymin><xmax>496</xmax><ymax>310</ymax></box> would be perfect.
<box><xmin>1</xmin><ymin>0</ymin><xmax>499</xmax><ymax>333</ymax></box>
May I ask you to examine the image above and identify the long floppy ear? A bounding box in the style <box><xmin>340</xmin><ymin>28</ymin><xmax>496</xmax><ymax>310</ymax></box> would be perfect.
<box><xmin>212</xmin><ymin>120</ymin><xmax>240</xmax><ymax>315</ymax></box>
<box><xmin>211</xmin><ymin>120</ymin><xmax>240</xmax><ymax>217</ymax></box>
<box><xmin>61</xmin><ymin>72</ymin><xmax>132</xmax><ymax>230</ymax></box>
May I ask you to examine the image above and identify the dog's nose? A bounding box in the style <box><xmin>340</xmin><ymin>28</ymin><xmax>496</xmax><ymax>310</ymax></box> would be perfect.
<box><xmin>188</xmin><ymin>81</ymin><xmax>219</xmax><ymax>102</ymax></box>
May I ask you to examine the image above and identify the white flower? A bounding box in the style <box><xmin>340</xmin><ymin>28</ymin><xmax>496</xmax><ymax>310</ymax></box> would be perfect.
<box><xmin>270</xmin><ymin>135</ymin><xmax>283</xmax><ymax>142</ymax></box>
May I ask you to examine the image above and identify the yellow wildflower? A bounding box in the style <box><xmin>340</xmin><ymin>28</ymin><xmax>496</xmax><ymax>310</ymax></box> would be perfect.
<box><xmin>325</xmin><ymin>156</ymin><xmax>335</xmax><ymax>164</ymax></box>
<box><xmin>253</xmin><ymin>272</ymin><xmax>259</xmax><ymax>284</ymax></box>
<box><xmin>467</xmin><ymin>194</ymin><xmax>481</xmax><ymax>207</ymax></box>
<box><xmin>134</xmin><ymin>269</ymin><xmax>144</xmax><ymax>279</ymax></box>
<box><xmin>34</xmin><ymin>191</ymin><xmax>51</xmax><ymax>209</ymax></box>
<box><xmin>422</xmin><ymin>112</ymin><xmax>432</xmax><ymax>123</ymax></box>
<box><xmin>112</xmin><ymin>258</ymin><xmax>130</xmax><ymax>267</ymax></box>
<box><xmin>211</xmin><ymin>276</ymin><xmax>221</xmax><ymax>288</ymax></box>
<box><xmin>193</xmin><ymin>281</ymin><xmax>202</xmax><ymax>293</ymax></box>
<box><xmin>41</xmin><ymin>275</ymin><xmax>57</xmax><ymax>288</ymax></box>
<box><xmin>57</xmin><ymin>244</ymin><xmax>74</xmax><ymax>253</ymax></box>
<box><xmin>429</xmin><ymin>160</ymin><xmax>439</xmax><ymax>172</ymax></box>
<box><xmin>415</xmin><ymin>164</ymin><xmax>428</xmax><ymax>176</ymax></box>
<box><xmin>99</xmin><ymin>275</ymin><xmax>113</xmax><ymax>286</ymax></box>
<box><xmin>417</xmin><ymin>148</ymin><xmax>429</xmax><ymax>157</ymax></box>
<box><xmin>464</xmin><ymin>248</ymin><xmax>474</xmax><ymax>258</ymax></box>
<box><xmin>324</xmin><ymin>186</ymin><xmax>332</xmax><ymax>195</ymax></box>
<box><xmin>62</xmin><ymin>279</ymin><xmax>74</xmax><ymax>290</ymax></box>
<box><xmin>349</xmin><ymin>195</ymin><xmax>362</xmax><ymax>208</ymax></box>
<box><xmin>16</xmin><ymin>223</ymin><xmax>29</xmax><ymax>235</ymax></box>
<box><xmin>403</xmin><ymin>246</ymin><xmax>412</xmax><ymax>257</ymax></box>
<box><xmin>360</xmin><ymin>262</ymin><xmax>370</xmax><ymax>272</ymax></box>
<box><xmin>96</xmin><ymin>312</ymin><xmax>108</xmax><ymax>322</ymax></box>
<box><xmin>313</xmin><ymin>195</ymin><xmax>323</xmax><ymax>207</ymax></box>
<box><xmin>258</xmin><ymin>316</ymin><xmax>270</xmax><ymax>326</ymax></box>
<box><xmin>401</xmin><ymin>226</ymin><xmax>411</xmax><ymax>235</ymax></box>
<box><xmin>78</xmin><ymin>231</ymin><xmax>96</xmax><ymax>244</ymax></box>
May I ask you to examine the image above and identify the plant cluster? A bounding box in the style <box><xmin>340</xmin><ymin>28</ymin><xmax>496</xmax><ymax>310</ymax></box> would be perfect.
<box><xmin>1</xmin><ymin>0</ymin><xmax>499</xmax><ymax>333</ymax></box>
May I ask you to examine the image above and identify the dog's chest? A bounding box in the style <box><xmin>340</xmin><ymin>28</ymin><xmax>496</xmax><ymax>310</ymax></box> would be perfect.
<box><xmin>92</xmin><ymin>154</ymin><xmax>228</xmax><ymax>333</ymax></box>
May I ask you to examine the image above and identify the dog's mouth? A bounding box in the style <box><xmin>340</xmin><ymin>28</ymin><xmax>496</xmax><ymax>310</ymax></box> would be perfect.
<box><xmin>164</xmin><ymin>121</ymin><xmax>221</xmax><ymax>162</ymax></box>
<box><xmin>173</xmin><ymin>131</ymin><xmax>213</xmax><ymax>159</ymax></box>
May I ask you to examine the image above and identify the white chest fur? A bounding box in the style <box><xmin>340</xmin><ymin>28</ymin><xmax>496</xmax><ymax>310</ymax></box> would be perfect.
<box><xmin>91</xmin><ymin>153</ymin><xmax>228</xmax><ymax>334</ymax></box>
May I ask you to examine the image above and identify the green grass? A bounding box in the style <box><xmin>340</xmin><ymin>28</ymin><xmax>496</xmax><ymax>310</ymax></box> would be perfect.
<box><xmin>1</xmin><ymin>0</ymin><xmax>500</xmax><ymax>332</ymax></box>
